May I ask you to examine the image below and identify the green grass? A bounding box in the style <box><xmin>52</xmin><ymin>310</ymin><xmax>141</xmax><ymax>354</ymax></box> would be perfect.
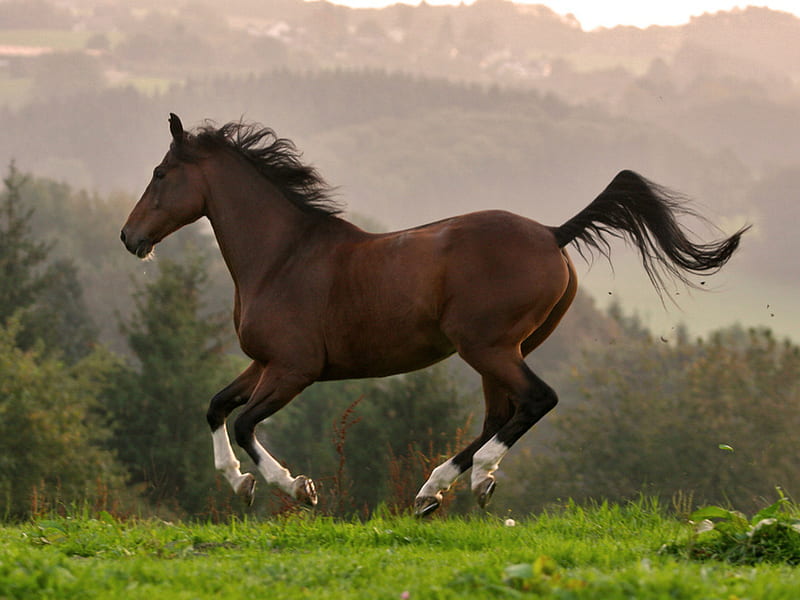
<box><xmin>1</xmin><ymin>501</ymin><xmax>800</xmax><ymax>599</ymax></box>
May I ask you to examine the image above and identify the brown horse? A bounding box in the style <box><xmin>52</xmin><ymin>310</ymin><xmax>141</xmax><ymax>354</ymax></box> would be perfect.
<box><xmin>121</xmin><ymin>114</ymin><xmax>747</xmax><ymax>516</ymax></box>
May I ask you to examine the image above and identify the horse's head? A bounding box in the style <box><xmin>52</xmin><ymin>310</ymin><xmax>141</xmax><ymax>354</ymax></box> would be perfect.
<box><xmin>121</xmin><ymin>113</ymin><xmax>207</xmax><ymax>258</ymax></box>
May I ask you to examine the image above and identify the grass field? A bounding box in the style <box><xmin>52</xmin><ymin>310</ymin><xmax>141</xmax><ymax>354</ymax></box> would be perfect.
<box><xmin>1</xmin><ymin>501</ymin><xmax>799</xmax><ymax>599</ymax></box>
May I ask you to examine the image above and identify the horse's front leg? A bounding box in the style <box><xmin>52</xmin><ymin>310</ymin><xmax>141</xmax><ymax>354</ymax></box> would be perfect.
<box><xmin>206</xmin><ymin>361</ymin><xmax>263</xmax><ymax>505</ymax></box>
<box><xmin>232</xmin><ymin>366</ymin><xmax>318</xmax><ymax>506</ymax></box>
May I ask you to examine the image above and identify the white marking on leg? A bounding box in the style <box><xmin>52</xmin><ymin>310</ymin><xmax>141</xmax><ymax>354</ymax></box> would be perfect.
<box><xmin>212</xmin><ymin>425</ymin><xmax>251</xmax><ymax>493</ymax></box>
<box><xmin>471</xmin><ymin>436</ymin><xmax>509</xmax><ymax>489</ymax></box>
<box><xmin>250</xmin><ymin>435</ymin><xmax>297</xmax><ymax>495</ymax></box>
<box><xmin>416</xmin><ymin>458</ymin><xmax>463</xmax><ymax>499</ymax></box>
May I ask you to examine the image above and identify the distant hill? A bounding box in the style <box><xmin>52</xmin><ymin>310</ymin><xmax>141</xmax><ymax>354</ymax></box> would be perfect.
<box><xmin>0</xmin><ymin>0</ymin><xmax>797</xmax><ymax>338</ymax></box>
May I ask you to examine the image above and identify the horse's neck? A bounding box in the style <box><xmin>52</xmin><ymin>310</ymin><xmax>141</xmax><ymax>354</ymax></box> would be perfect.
<box><xmin>203</xmin><ymin>157</ymin><xmax>316</xmax><ymax>292</ymax></box>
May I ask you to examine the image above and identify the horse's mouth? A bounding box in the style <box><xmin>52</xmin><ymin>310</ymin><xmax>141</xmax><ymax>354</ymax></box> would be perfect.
<box><xmin>135</xmin><ymin>241</ymin><xmax>154</xmax><ymax>259</ymax></box>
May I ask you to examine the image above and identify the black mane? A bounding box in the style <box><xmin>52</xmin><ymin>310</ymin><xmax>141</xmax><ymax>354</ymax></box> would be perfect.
<box><xmin>179</xmin><ymin>121</ymin><xmax>341</xmax><ymax>217</ymax></box>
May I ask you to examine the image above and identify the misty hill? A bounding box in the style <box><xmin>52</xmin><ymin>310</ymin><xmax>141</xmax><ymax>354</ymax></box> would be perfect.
<box><xmin>0</xmin><ymin>70</ymin><xmax>749</xmax><ymax>215</ymax></box>
<box><xmin>4</xmin><ymin>1</ymin><xmax>797</xmax><ymax>190</ymax></box>
<box><xmin>3</xmin><ymin>1</ymin><xmax>798</xmax><ymax>100</ymax></box>
<box><xmin>0</xmin><ymin>0</ymin><xmax>797</xmax><ymax>338</ymax></box>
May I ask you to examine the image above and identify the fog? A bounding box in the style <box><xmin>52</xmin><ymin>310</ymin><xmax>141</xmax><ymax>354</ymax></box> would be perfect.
<box><xmin>1</xmin><ymin>0</ymin><xmax>798</xmax><ymax>340</ymax></box>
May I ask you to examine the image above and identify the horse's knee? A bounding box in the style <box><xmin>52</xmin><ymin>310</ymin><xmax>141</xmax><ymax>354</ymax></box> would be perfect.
<box><xmin>206</xmin><ymin>366</ymin><xmax>260</xmax><ymax>430</ymax></box>
<box><xmin>539</xmin><ymin>383</ymin><xmax>558</xmax><ymax>413</ymax></box>
<box><xmin>206</xmin><ymin>392</ymin><xmax>227</xmax><ymax>431</ymax></box>
<box><xmin>517</xmin><ymin>382</ymin><xmax>558</xmax><ymax>422</ymax></box>
<box><xmin>233</xmin><ymin>414</ymin><xmax>255</xmax><ymax>450</ymax></box>
<box><xmin>207</xmin><ymin>385</ymin><xmax>252</xmax><ymax>431</ymax></box>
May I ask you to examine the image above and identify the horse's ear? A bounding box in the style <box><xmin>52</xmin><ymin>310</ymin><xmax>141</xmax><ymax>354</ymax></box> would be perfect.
<box><xmin>169</xmin><ymin>113</ymin><xmax>184</xmax><ymax>145</ymax></box>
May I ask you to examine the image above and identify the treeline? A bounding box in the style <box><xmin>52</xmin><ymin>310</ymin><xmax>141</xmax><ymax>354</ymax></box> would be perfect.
<box><xmin>1</xmin><ymin>164</ymin><xmax>798</xmax><ymax>520</ymax></box>
<box><xmin>501</xmin><ymin>318</ymin><xmax>800</xmax><ymax>515</ymax></box>
<box><xmin>0</xmin><ymin>70</ymin><xmax>579</xmax><ymax>194</ymax></box>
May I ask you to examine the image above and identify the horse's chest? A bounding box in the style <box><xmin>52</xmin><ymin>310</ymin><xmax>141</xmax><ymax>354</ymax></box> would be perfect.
<box><xmin>235</xmin><ymin>299</ymin><xmax>324</xmax><ymax>366</ymax></box>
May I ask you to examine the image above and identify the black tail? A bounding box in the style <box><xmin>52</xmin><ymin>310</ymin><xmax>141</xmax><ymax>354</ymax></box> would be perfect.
<box><xmin>551</xmin><ymin>170</ymin><xmax>749</xmax><ymax>298</ymax></box>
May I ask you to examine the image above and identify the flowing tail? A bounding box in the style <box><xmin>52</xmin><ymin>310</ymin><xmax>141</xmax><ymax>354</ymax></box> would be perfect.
<box><xmin>550</xmin><ymin>170</ymin><xmax>749</xmax><ymax>298</ymax></box>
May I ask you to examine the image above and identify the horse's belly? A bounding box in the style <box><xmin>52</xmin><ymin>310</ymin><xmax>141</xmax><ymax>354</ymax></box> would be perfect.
<box><xmin>320</xmin><ymin>323</ymin><xmax>455</xmax><ymax>380</ymax></box>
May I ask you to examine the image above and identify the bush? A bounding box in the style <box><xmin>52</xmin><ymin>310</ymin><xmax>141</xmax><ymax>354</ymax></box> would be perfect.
<box><xmin>667</xmin><ymin>493</ymin><xmax>800</xmax><ymax>564</ymax></box>
<box><xmin>0</xmin><ymin>319</ymin><xmax>125</xmax><ymax>519</ymax></box>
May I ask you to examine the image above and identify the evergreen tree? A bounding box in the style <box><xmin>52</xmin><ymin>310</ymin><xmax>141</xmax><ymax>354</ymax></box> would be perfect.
<box><xmin>109</xmin><ymin>254</ymin><xmax>242</xmax><ymax>515</ymax></box>
<box><xmin>0</xmin><ymin>163</ymin><xmax>49</xmax><ymax>324</ymax></box>
<box><xmin>0</xmin><ymin>162</ymin><xmax>97</xmax><ymax>362</ymax></box>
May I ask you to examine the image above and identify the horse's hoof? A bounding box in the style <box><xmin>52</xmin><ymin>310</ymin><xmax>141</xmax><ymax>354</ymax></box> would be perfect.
<box><xmin>473</xmin><ymin>476</ymin><xmax>496</xmax><ymax>509</ymax></box>
<box><xmin>414</xmin><ymin>494</ymin><xmax>442</xmax><ymax>518</ymax></box>
<box><xmin>293</xmin><ymin>475</ymin><xmax>318</xmax><ymax>507</ymax></box>
<box><xmin>236</xmin><ymin>473</ymin><xmax>256</xmax><ymax>506</ymax></box>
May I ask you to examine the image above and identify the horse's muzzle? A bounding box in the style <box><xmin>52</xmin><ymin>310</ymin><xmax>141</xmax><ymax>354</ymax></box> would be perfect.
<box><xmin>120</xmin><ymin>229</ymin><xmax>153</xmax><ymax>258</ymax></box>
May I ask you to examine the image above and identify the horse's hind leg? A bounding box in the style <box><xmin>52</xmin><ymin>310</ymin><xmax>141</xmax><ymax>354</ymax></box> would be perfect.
<box><xmin>416</xmin><ymin>345</ymin><xmax>557</xmax><ymax>515</ymax></box>
<box><xmin>469</xmin><ymin>355</ymin><xmax>558</xmax><ymax>507</ymax></box>
<box><xmin>232</xmin><ymin>366</ymin><xmax>318</xmax><ymax>506</ymax></box>
<box><xmin>206</xmin><ymin>361</ymin><xmax>262</xmax><ymax>505</ymax></box>
<box><xmin>414</xmin><ymin>376</ymin><xmax>514</xmax><ymax>516</ymax></box>
<box><xmin>463</xmin><ymin>253</ymin><xmax>574</xmax><ymax>506</ymax></box>
<box><xmin>415</xmin><ymin>251</ymin><xmax>575</xmax><ymax>515</ymax></box>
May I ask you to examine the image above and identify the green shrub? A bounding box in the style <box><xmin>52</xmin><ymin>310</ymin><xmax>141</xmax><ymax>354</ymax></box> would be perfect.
<box><xmin>668</xmin><ymin>492</ymin><xmax>800</xmax><ymax>564</ymax></box>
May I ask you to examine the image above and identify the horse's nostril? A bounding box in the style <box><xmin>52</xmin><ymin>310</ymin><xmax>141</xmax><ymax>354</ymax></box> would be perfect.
<box><xmin>120</xmin><ymin>230</ymin><xmax>126</xmax><ymax>244</ymax></box>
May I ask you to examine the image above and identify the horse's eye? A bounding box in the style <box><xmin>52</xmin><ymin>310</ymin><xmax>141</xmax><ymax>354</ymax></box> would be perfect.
<box><xmin>154</xmin><ymin>167</ymin><xmax>166</xmax><ymax>179</ymax></box>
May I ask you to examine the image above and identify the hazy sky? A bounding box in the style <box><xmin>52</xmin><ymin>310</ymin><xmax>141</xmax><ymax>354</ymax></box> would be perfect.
<box><xmin>327</xmin><ymin>1</ymin><xmax>800</xmax><ymax>30</ymax></box>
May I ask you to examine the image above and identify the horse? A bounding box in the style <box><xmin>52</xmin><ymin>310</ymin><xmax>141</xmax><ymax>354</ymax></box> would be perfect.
<box><xmin>121</xmin><ymin>113</ymin><xmax>748</xmax><ymax>516</ymax></box>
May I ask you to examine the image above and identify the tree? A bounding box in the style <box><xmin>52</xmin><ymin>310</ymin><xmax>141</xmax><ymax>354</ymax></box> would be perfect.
<box><xmin>18</xmin><ymin>260</ymin><xmax>98</xmax><ymax>361</ymax></box>
<box><xmin>0</xmin><ymin>163</ymin><xmax>98</xmax><ymax>363</ymax></box>
<box><xmin>0</xmin><ymin>319</ymin><xmax>125</xmax><ymax>519</ymax></box>
<box><xmin>108</xmin><ymin>254</ymin><xmax>242</xmax><ymax>516</ymax></box>
<box><xmin>0</xmin><ymin>163</ymin><xmax>49</xmax><ymax>325</ymax></box>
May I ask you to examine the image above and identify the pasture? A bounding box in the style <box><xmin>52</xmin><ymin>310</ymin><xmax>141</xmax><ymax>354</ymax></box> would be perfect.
<box><xmin>2</xmin><ymin>501</ymin><xmax>799</xmax><ymax>599</ymax></box>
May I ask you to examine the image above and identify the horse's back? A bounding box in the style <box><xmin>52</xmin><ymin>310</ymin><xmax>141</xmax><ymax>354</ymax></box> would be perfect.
<box><xmin>340</xmin><ymin>210</ymin><xmax>563</xmax><ymax>306</ymax></box>
<box><xmin>320</xmin><ymin>211</ymin><xmax>570</xmax><ymax>376</ymax></box>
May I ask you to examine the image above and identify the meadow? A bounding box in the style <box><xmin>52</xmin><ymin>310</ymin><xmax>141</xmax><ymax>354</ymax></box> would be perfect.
<box><xmin>2</xmin><ymin>500</ymin><xmax>800</xmax><ymax>599</ymax></box>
